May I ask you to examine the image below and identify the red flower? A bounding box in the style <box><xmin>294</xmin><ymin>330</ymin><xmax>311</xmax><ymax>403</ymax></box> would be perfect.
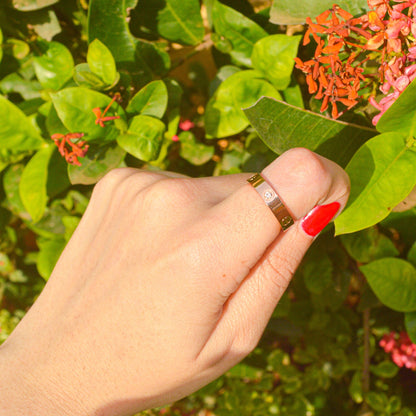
<box><xmin>51</xmin><ymin>133</ymin><xmax>89</xmax><ymax>166</ymax></box>
<box><xmin>93</xmin><ymin>93</ymin><xmax>121</xmax><ymax>128</ymax></box>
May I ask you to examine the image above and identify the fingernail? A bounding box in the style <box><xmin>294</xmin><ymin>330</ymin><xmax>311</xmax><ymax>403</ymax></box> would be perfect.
<box><xmin>301</xmin><ymin>202</ymin><xmax>341</xmax><ymax>237</ymax></box>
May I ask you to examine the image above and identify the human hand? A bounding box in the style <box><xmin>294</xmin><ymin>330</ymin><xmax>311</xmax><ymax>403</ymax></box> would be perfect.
<box><xmin>0</xmin><ymin>148</ymin><xmax>349</xmax><ymax>416</ymax></box>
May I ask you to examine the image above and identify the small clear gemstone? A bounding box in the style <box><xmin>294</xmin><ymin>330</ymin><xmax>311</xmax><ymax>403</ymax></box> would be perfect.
<box><xmin>264</xmin><ymin>191</ymin><xmax>273</xmax><ymax>200</ymax></box>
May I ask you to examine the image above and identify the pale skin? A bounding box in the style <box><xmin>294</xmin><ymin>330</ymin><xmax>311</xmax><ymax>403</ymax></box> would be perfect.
<box><xmin>0</xmin><ymin>148</ymin><xmax>350</xmax><ymax>416</ymax></box>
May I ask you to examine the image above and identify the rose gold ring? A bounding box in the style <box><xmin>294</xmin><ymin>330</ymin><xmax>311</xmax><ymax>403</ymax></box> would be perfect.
<box><xmin>247</xmin><ymin>173</ymin><xmax>294</xmax><ymax>231</ymax></box>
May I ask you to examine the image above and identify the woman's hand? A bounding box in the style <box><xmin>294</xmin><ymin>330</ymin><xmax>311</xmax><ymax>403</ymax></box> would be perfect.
<box><xmin>0</xmin><ymin>148</ymin><xmax>349</xmax><ymax>416</ymax></box>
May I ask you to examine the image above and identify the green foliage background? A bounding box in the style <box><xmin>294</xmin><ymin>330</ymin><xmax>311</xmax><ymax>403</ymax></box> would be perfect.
<box><xmin>1</xmin><ymin>0</ymin><xmax>416</xmax><ymax>415</ymax></box>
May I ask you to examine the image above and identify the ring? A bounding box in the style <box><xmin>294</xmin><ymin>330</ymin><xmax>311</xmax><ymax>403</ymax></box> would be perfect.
<box><xmin>247</xmin><ymin>173</ymin><xmax>294</xmax><ymax>231</ymax></box>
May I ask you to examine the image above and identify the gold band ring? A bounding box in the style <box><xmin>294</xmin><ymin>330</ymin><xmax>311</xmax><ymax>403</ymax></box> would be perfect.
<box><xmin>247</xmin><ymin>173</ymin><xmax>294</xmax><ymax>231</ymax></box>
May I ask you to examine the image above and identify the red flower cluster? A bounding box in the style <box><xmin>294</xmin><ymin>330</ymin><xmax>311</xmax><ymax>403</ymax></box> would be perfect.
<box><xmin>380</xmin><ymin>331</ymin><xmax>416</xmax><ymax>370</ymax></box>
<box><xmin>295</xmin><ymin>5</ymin><xmax>371</xmax><ymax>119</ymax></box>
<box><xmin>52</xmin><ymin>93</ymin><xmax>122</xmax><ymax>166</ymax></box>
<box><xmin>296</xmin><ymin>1</ymin><xmax>416</xmax><ymax>123</ymax></box>
<box><xmin>51</xmin><ymin>133</ymin><xmax>89</xmax><ymax>166</ymax></box>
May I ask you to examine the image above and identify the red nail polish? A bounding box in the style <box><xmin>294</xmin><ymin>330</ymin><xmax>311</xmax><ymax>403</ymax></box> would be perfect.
<box><xmin>301</xmin><ymin>202</ymin><xmax>341</xmax><ymax>237</ymax></box>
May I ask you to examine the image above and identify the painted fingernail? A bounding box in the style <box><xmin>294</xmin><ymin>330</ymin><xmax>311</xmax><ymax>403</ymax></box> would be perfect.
<box><xmin>301</xmin><ymin>202</ymin><xmax>341</xmax><ymax>237</ymax></box>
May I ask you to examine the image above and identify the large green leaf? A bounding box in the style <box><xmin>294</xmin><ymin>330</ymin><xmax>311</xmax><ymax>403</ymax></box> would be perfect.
<box><xmin>157</xmin><ymin>0</ymin><xmax>205</xmax><ymax>45</ymax></box>
<box><xmin>33</xmin><ymin>40</ymin><xmax>74</xmax><ymax>91</ymax></box>
<box><xmin>270</xmin><ymin>0</ymin><xmax>369</xmax><ymax>25</ymax></box>
<box><xmin>0</xmin><ymin>95</ymin><xmax>44</xmax><ymax>151</ymax></box>
<box><xmin>126</xmin><ymin>80</ymin><xmax>168</xmax><ymax>118</ymax></box>
<box><xmin>335</xmin><ymin>133</ymin><xmax>416</xmax><ymax>235</ymax></box>
<box><xmin>405</xmin><ymin>311</ymin><xmax>416</xmax><ymax>343</ymax></box>
<box><xmin>87</xmin><ymin>39</ymin><xmax>119</xmax><ymax>87</ymax></box>
<box><xmin>251</xmin><ymin>35</ymin><xmax>301</xmax><ymax>90</ymax></box>
<box><xmin>243</xmin><ymin>97</ymin><xmax>375</xmax><ymax>167</ymax></box>
<box><xmin>68</xmin><ymin>143</ymin><xmax>126</xmax><ymax>185</ymax></box>
<box><xmin>117</xmin><ymin>115</ymin><xmax>166</xmax><ymax>161</ymax></box>
<box><xmin>51</xmin><ymin>88</ymin><xmax>125</xmax><ymax>141</ymax></box>
<box><xmin>377</xmin><ymin>77</ymin><xmax>416</xmax><ymax>136</ymax></box>
<box><xmin>19</xmin><ymin>146</ymin><xmax>55</xmax><ymax>223</ymax></box>
<box><xmin>11</xmin><ymin>0</ymin><xmax>59</xmax><ymax>11</ymax></box>
<box><xmin>205</xmin><ymin>71</ymin><xmax>281</xmax><ymax>138</ymax></box>
<box><xmin>212</xmin><ymin>0</ymin><xmax>267</xmax><ymax>66</ymax></box>
<box><xmin>360</xmin><ymin>258</ymin><xmax>416</xmax><ymax>312</ymax></box>
<box><xmin>88</xmin><ymin>0</ymin><xmax>138</xmax><ymax>63</ymax></box>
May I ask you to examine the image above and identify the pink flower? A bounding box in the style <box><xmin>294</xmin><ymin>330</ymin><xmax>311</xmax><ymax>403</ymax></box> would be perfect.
<box><xmin>171</xmin><ymin>135</ymin><xmax>180</xmax><ymax>142</ymax></box>
<box><xmin>179</xmin><ymin>120</ymin><xmax>195</xmax><ymax>131</ymax></box>
<box><xmin>380</xmin><ymin>331</ymin><xmax>416</xmax><ymax>370</ymax></box>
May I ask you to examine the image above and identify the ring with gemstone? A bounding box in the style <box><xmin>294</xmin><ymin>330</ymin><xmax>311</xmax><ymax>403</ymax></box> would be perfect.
<box><xmin>247</xmin><ymin>173</ymin><xmax>294</xmax><ymax>231</ymax></box>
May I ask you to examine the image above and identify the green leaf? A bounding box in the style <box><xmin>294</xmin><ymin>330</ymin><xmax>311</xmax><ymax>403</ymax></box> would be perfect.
<box><xmin>340</xmin><ymin>227</ymin><xmax>399</xmax><ymax>263</ymax></box>
<box><xmin>303</xmin><ymin>253</ymin><xmax>333</xmax><ymax>294</ymax></box>
<box><xmin>370</xmin><ymin>361</ymin><xmax>399</xmax><ymax>378</ymax></box>
<box><xmin>88</xmin><ymin>0</ymin><xmax>138</xmax><ymax>63</ymax></box>
<box><xmin>407</xmin><ymin>240</ymin><xmax>416</xmax><ymax>267</ymax></box>
<box><xmin>270</xmin><ymin>0</ymin><xmax>369</xmax><ymax>25</ymax></box>
<box><xmin>377</xmin><ymin>77</ymin><xmax>416</xmax><ymax>136</ymax></box>
<box><xmin>243</xmin><ymin>97</ymin><xmax>375</xmax><ymax>167</ymax></box>
<box><xmin>179</xmin><ymin>131</ymin><xmax>215</xmax><ymax>165</ymax></box>
<box><xmin>47</xmin><ymin>149</ymin><xmax>71</xmax><ymax>198</ymax></box>
<box><xmin>33</xmin><ymin>40</ymin><xmax>74</xmax><ymax>91</ymax></box>
<box><xmin>348</xmin><ymin>371</ymin><xmax>363</xmax><ymax>404</ymax></box>
<box><xmin>51</xmin><ymin>88</ymin><xmax>125</xmax><ymax>141</ymax></box>
<box><xmin>136</xmin><ymin>41</ymin><xmax>171</xmax><ymax>77</ymax></box>
<box><xmin>387</xmin><ymin>396</ymin><xmax>402</xmax><ymax>414</ymax></box>
<box><xmin>366</xmin><ymin>392</ymin><xmax>388</xmax><ymax>412</ymax></box>
<box><xmin>68</xmin><ymin>143</ymin><xmax>126</xmax><ymax>185</ymax></box>
<box><xmin>157</xmin><ymin>0</ymin><xmax>205</xmax><ymax>46</ymax></box>
<box><xmin>335</xmin><ymin>133</ymin><xmax>416</xmax><ymax>235</ymax></box>
<box><xmin>11</xmin><ymin>0</ymin><xmax>59</xmax><ymax>11</ymax></box>
<box><xmin>117</xmin><ymin>115</ymin><xmax>166</xmax><ymax>162</ymax></box>
<box><xmin>7</xmin><ymin>39</ymin><xmax>30</xmax><ymax>60</ymax></box>
<box><xmin>251</xmin><ymin>35</ymin><xmax>301</xmax><ymax>90</ymax></box>
<box><xmin>0</xmin><ymin>95</ymin><xmax>44</xmax><ymax>151</ymax></box>
<box><xmin>2</xmin><ymin>165</ymin><xmax>30</xmax><ymax>220</ymax></box>
<box><xmin>37</xmin><ymin>238</ymin><xmax>66</xmax><ymax>280</ymax></box>
<box><xmin>205</xmin><ymin>71</ymin><xmax>281</xmax><ymax>138</ymax></box>
<box><xmin>405</xmin><ymin>311</ymin><xmax>416</xmax><ymax>344</ymax></box>
<box><xmin>19</xmin><ymin>146</ymin><xmax>55</xmax><ymax>223</ymax></box>
<box><xmin>73</xmin><ymin>63</ymin><xmax>109</xmax><ymax>90</ymax></box>
<box><xmin>126</xmin><ymin>80</ymin><xmax>168</xmax><ymax>118</ymax></box>
<box><xmin>212</xmin><ymin>0</ymin><xmax>267</xmax><ymax>66</ymax></box>
<box><xmin>0</xmin><ymin>27</ymin><xmax>3</xmax><ymax>64</ymax></box>
<box><xmin>87</xmin><ymin>39</ymin><xmax>119</xmax><ymax>86</ymax></box>
<box><xmin>0</xmin><ymin>73</ymin><xmax>41</xmax><ymax>100</ymax></box>
<box><xmin>360</xmin><ymin>258</ymin><xmax>416</xmax><ymax>312</ymax></box>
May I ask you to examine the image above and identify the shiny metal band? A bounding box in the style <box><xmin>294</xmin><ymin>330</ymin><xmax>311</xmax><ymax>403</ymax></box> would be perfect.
<box><xmin>247</xmin><ymin>173</ymin><xmax>294</xmax><ymax>231</ymax></box>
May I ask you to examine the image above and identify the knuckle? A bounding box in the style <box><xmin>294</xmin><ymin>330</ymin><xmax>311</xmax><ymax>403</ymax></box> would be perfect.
<box><xmin>93</xmin><ymin>168</ymin><xmax>135</xmax><ymax>197</ymax></box>
<box><xmin>286</xmin><ymin>148</ymin><xmax>329</xmax><ymax>184</ymax></box>
<box><xmin>141</xmin><ymin>178</ymin><xmax>200</xmax><ymax>210</ymax></box>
